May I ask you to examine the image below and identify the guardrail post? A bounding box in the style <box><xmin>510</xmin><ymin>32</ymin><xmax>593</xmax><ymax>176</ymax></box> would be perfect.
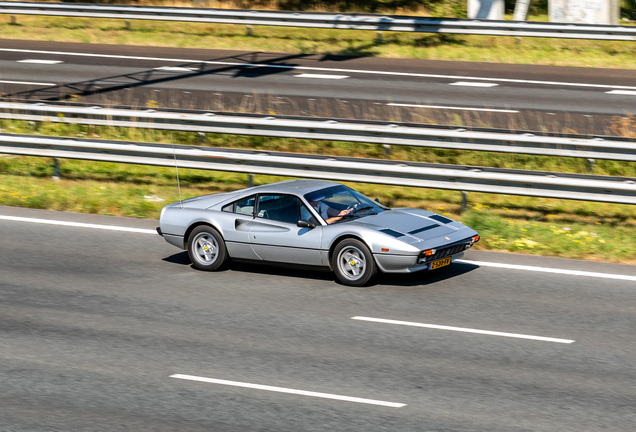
<box><xmin>52</xmin><ymin>158</ymin><xmax>60</xmax><ymax>181</ymax></box>
<box><xmin>246</xmin><ymin>25</ymin><xmax>253</xmax><ymax>36</ymax></box>
<box><xmin>383</xmin><ymin>144</ymin><xmax>391</xmax><ymax>157</ymax></box>
<box><xmin>588</xmin><ymin>158</ymin><xmax>595</xmax><ymax>173</ymax></box>
<box><xmin>125</xmin><ymin>19</ymin><xmax>131</xmax><ymax>30</ymax></box>
<box><xmin>247</xmin><ymin>173</ymin><xmax>254</xmax><ymax>187</ymax></box>
<box><xmin>376</xmin><ymin>31</ymin><xmax>383</xmax><ymax>43</ymax></box>
<box><xmin>198</xmin><ymin>132</ymin><xmax>205</xmax><ymax>144</ymax></box>
<box><xmin>10</xmin><ymin>15</ymin><xmax>16</xmax><ymax>25</ymax></box>
<box><xmin>461</xmin><ymin>191</ymin><xmax>468</xmax><ymax>213</ymax></box>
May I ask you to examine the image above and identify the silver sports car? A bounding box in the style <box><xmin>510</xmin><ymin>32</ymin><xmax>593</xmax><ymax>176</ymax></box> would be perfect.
<box><xmin>158</xmin><ymin>179</ymin><xmax>479</xmax><ymax>286</ymax></box>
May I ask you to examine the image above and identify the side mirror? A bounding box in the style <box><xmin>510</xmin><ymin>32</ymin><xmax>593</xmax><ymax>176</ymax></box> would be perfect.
<box><xmin>375</xmin><ymin>198</ymin><xmax>380</xmax><ymax>203</ymax></box>
<box><xmin>297</xmin><ymin>220</ymin><xmax>316</xmax><ymax>229</ymax></box>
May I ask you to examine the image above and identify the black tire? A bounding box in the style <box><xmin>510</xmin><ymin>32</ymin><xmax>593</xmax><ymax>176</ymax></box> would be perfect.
<box><xmin>187</xmin><ymin>226</ymin><xmax>228</xmax><ymax>271</ymax></box>
<box><xmin>331</xmin><ymin>238</ymin><xmax>377</xmax><ymax>286</ymax></box>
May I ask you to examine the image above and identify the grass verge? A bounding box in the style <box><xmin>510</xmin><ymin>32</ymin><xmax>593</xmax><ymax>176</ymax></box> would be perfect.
<box><xmin>2</xmin><ymin>14</ymin><xmax>636</xmax><ymax>68</ymax></box>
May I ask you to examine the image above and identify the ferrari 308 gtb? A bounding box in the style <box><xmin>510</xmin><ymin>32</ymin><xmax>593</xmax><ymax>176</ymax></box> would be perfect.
<box><xmin>158</xmin><ymin>179</ymin><xmax>479</xmax><ymax>286</ymax></box>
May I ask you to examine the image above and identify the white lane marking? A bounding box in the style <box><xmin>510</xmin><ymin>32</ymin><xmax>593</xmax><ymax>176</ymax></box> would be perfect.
<box><xmin>170</xmin><ymin>374</ymin><xmax>406</xmax><ymax>408</ymax></box>
<box><xmin>1</xmin><ymin>213</ymin><xmax>633</xmax><ymax>283</ymax></box>
<box><xmin>154</xmin><ymin>66</ymin><xmax>198</xmax><ymax>72</ymax></box>
<box><xmin>352</xmin><ymin>317</ymin><xmax>574</xmax><ymax>344</ymax></box>
<box><xmin>17</xmin><ymin>59</ymin><xmax>63</xmax><ymax>64</ymax></box>
<box><xmin>294</xmin><ymin>73</ymin><xmax>349</xmax><ymax>79</ymax></box>
<box><xmin>0</xmin><ymin>80</ymin><xmax>54</xmax><ymax>86</ymax></box>
<box><xmin>0</xmin><ymin>215</ymin><xmax>157</xmax><ymax>234</ymax></box>
<box><xmin>605</xmin><ymin>90</ymin><xmax>636</xmax><ymax>96</ymax></box>
<box><xmin>386</xmin><ymin>103</ymin><xmax>518</xmax><ymax>113</ymax></box>
<box><xmin>1</xmin><ymin>48</ymin><xmax>634</xmax><ymax>90</ymax></box>
<box><xmin>456</xmin><ymin>260</ymin><xmax>636</xmax><ymax>282</ymax></box>
<box><xmin>449</xmin><ymin>81</ymin><xmax>499</xmax><ymax>87</ymax></box>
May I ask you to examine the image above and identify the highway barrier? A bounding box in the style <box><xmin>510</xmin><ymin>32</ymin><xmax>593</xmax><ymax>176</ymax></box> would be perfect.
<box><xmin>0</xmin><ymin>101</ymin><xmax>635</xmax><ymax>162</ymax></box>
<box><xmin>1</xmin><ymin>2</ymin><xmax>636</xmax><ymax>41</ymax></box>
<box><xmin>0</xmin><ymin>133</ymin><xmax>634</xmax><ymax>204</ymax></box>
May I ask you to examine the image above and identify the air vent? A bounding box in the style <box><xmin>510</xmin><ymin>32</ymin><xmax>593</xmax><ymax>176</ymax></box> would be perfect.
<box><xmin>429</xmin><ymin>214</ymin><xmax>453</xmax><ymax>224</ymax></box>
<box><xmin>408</xmin><ymin>224</ymin><xmax>439</xmax><ymax>235</ymax></box>
<box><xmin>380</xmin><ymin>229</ymin><xmax>405</xmax><ymax>238</ymax></box>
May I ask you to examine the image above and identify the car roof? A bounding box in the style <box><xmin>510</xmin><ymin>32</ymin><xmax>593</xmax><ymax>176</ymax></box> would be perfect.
<box><xmin>247</xmin><ymin>179</ymin><xmax>341</xmax><ymax>195</ymax></box>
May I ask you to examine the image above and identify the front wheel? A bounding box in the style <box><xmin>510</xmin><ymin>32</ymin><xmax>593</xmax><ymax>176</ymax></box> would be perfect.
<box><xmin>332</xmin><ymin>239</ymin><xmax>376</xmax><ymax>286</ymax></box>
<box><xmin>187</xmin><ymin>226</ymin><xmax>228</xmax><ymax>271</ymax></box>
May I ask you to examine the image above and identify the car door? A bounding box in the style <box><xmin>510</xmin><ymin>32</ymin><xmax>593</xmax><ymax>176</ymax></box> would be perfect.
<box><xmin>220</xmin><ymin>194</ymin><xmax>261</xmax><ymax>260</ymax></box>
<box><xmin>250</xmin><ymin>194</ymin><xmax>323</xmax><ymax>266</ymax></box>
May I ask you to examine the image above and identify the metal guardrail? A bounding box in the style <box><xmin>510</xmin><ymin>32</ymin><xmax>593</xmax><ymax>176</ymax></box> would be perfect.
<box><xmin>1</xmin><ymin>2</ymin><xmax>636</xmax><ymax>41</ymax></box>
<box><xmin>0</xmin><ymin>133</ymin><xmax>635</xmax><ymax>204</ymax></box>
<box><xmin>1</xmin><ymin>102</ymin><xmax>635</xmax><ymax>162</ymax></box>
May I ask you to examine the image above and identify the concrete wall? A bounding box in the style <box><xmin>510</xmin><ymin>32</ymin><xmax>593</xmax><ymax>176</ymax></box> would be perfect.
<box><xmin>549</xmin><ymin>0</ymin><xmax>620</xmax><ymax>25</ymax></box>
<box><xmin>467</xmin><ymin>0</ymin><xmax>505</xmax><ymax>20</ymax></box>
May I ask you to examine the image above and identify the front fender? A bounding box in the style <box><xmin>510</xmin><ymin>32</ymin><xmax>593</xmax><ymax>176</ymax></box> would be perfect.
<box><xmin>324</xmin><ymin>226</ymin><xmax>420</xmax><ymax>256</ymax></box>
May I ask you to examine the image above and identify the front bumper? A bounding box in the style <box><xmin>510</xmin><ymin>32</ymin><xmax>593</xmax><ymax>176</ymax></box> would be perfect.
<box><xmin>374</xmin><ymin>251</ymin><xmax>465</xmax><ymax>273</ymax></box>
<box><xmin>374</xmin><ymin>235</ymin><xmax>476</xmax><ymax>273</ymax></box>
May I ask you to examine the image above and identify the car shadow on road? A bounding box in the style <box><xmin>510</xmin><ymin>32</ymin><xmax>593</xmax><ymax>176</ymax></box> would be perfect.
<box><xmin>162</xmin><ymin>252</ymin><xmax>333</xmax><ymax>282</ymax></box>
<box><xmin>375</xmin><ymin>262</ymin><xmax>479</xmax><ymax>287</ymax></box>
<box><xmin>4</xmin><ymin>51</ymin><xmax>308</xmax><ymax>101</ymax></box>
<box><xmin>163</xmin><ymin>251</ymin><xmax>478</xmax><ymax>287</ymax></box>
<box><xmin>162</xmin><ymin>251</ymin><xmax>193</xmax><ymax>265</ymax></box>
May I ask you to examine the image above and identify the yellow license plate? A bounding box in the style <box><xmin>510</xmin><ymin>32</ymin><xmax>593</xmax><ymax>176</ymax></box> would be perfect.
<box><xmin>429</xmin><ymin>257</ymin><xmax>452</xmax><ymax>270</ymax></box>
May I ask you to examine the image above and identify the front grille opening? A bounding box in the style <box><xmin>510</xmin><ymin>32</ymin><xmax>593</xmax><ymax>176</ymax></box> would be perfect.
<box><xmin>418</xmin><ymin>240</ymin><xmax>472</xmax><ymax>264</ymax></box>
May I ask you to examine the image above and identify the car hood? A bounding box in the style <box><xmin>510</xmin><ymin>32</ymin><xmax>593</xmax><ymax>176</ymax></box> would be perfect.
<box><xmin>351</xmin><ymin>209</ymin><xmax>461</xmax><ymax>244</ymax></box>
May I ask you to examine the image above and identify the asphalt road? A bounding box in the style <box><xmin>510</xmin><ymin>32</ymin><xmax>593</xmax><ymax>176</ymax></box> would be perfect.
<box><xmin>1</xmin><ymin>205</ymin><xmax>635</xmax><ymax>431</ymax></box>
<box><xmin>1</xmin><ymin>39</ymin><xmax>635</xmax><ymax>133</ymax></box>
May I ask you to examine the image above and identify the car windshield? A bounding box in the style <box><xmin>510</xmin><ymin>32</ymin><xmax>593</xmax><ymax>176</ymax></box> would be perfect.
<box><xmin>304</xmin><ymin>185</ymin><xmax>387</xmax><ymax>224</ymax></box>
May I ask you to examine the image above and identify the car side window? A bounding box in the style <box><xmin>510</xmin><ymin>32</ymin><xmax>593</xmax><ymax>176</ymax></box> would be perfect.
<box><xmin>234</xmin><ymin>195</ymin><xmax>256</xmax><ymax>216</ymax></box>
<box><xmin>257</xmin><ymin>195</ymin><xmax>301</xmax><ymax>224</ymax></box>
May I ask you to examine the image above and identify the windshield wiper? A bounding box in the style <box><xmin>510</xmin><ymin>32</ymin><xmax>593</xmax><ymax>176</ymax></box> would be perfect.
<box><xmin>338</xmin><ymin>206</ymin><xmax>375</xmax><ymax>221</ymax></box>
<box><xmin>351</xmin><ymin>205</ymin><xmax>374</xmax><ymax>214</ymax></box>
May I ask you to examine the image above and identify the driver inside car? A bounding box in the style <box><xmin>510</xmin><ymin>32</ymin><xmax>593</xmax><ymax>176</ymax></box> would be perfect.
<box><xmin>306</xmin><ymin>198</ymin><xmax>355</xmax><ymax>224</ymax></box>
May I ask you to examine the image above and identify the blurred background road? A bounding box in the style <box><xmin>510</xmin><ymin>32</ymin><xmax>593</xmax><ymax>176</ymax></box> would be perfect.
<box><xmin>2</xmin><ymin>40</ymin><xmax>635</xmax><ymax>133</ymax></box>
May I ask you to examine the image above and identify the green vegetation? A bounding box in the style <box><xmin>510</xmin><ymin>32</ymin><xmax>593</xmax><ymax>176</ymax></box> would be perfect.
<box><xmin>0</xmin><ymin>118</ymin><xmax>634</xmax><ymax>263</ymax></box>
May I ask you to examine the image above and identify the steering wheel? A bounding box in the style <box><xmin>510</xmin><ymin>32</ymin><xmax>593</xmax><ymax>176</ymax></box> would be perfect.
<box><xmin>345</xmin><ymin>202</ymin><xmax>361</xmax><ymax>211</ymax></box>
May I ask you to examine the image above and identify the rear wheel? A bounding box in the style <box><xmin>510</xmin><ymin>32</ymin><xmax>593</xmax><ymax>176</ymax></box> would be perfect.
<box><xmin>187</xmin><ymin>226</ymin><xmax>228</xmax><ymax>271</ymax></box>
<box><xmin>332</xmin><ymin>239</ymin><xmax>376</xmax><ymax>286</ymax></box>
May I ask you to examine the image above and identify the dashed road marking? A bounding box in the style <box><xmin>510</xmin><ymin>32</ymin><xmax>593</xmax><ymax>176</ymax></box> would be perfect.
<box><xmin>170</xmin><ymin>374</ymin><xmax>406</xmax><ymax>408</ymax></box>
<box><xmin>154</xmin><ymin>66</ymin><xmax>199</xmax><ymax>72</ymax></box>
<box><xmin>352</xmin><ymin>317</ymin><xmax>575</xmax><ymax>343</ymax></box>
<box><xmin>17</xmin><ymin>59</ymin><xmax>63</xmax><ymax>64</ymax></box>
<box><xmin>605</xmin><ymin>90</ymin><xmax>636</xmax><ymax>96</ymax></box>
<box><xmin>0</xmin><ymin>80</ymin><xmax>54</xmax><ymax>86</ymax></box>
<box><xmin>294</xmin><ymin>74</ymin><xmax>349</xmax><ymax>79</ymax></box>
<box><xmin>449</xmin><ymin>81</ymin><xmax>499</xmax><ymax>87</ymax></box>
